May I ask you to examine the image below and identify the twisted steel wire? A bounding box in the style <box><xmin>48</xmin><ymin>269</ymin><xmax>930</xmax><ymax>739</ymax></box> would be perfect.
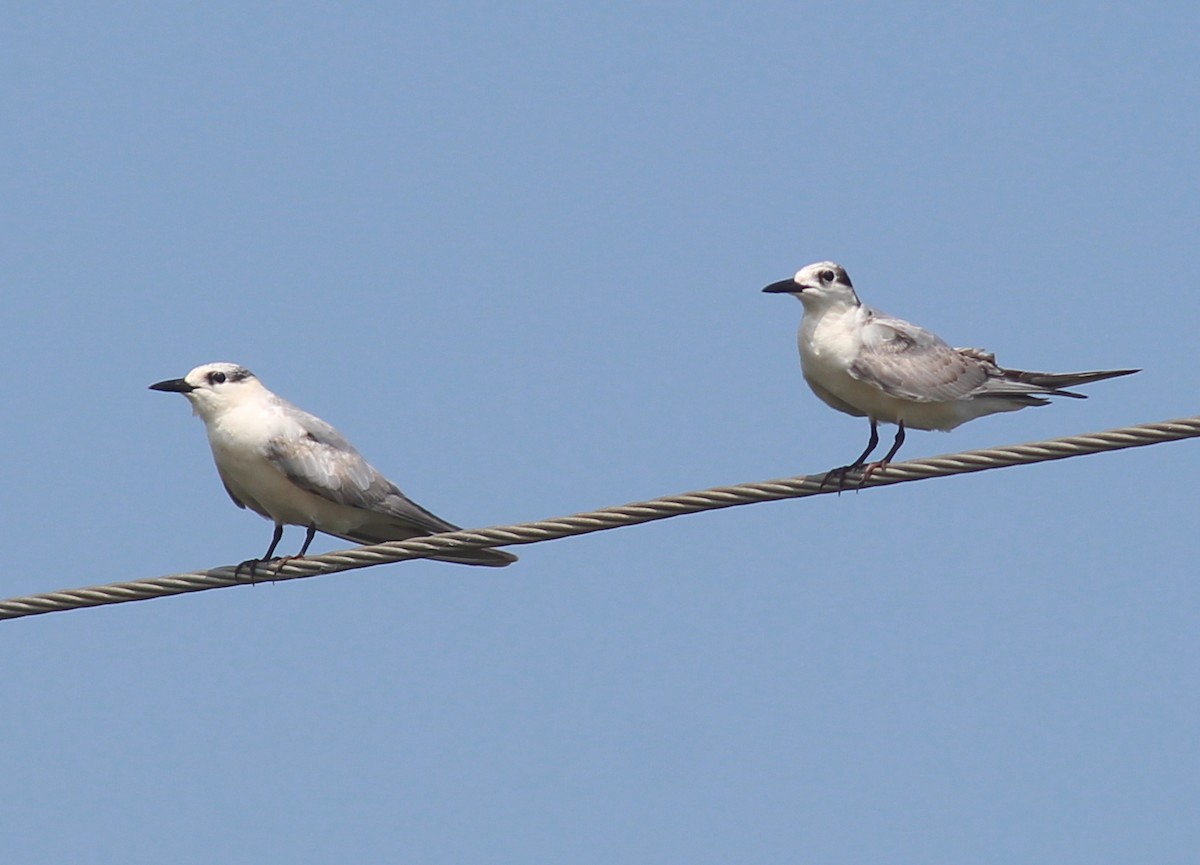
<box><xmin>2</xmin><ymin>415</ymin><xmax>1196</xmax><ymax>622</ymax></box>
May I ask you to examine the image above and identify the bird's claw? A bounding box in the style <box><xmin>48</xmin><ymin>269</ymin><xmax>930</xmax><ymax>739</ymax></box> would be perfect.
<box><xmin>269</xmin><ymin>555</ymin><xmax>305</xmax><ymax>577</ymax></box>
<box><xmin>819</xmin><ymin>464</ymin><xmax>864</xmax><ymax>494</ymax></box>
<box><xmin>233</xmin><ymin>557</ymin><xmax>280</xmax><ymax>584</ymax></box>
<box><xmin>819</xmin><ymin>459</ymin><xmax>893</xmax><ymax>493</ymax></box>
<box><xmin>858</xmin><ymin>460</ymin><xmax>890</xmax><ymax>485</ymax></box>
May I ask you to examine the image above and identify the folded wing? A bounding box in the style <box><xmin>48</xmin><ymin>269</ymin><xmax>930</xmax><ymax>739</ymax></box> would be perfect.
<box><xmin>849</xmin><ymin>310</ymin><xmax>990</xmax><ymax>402</ymax></box>
<box><xmin>263</xmin><ymin>404</ymin><xmax>516</xmax><ymax>566</ymax></box>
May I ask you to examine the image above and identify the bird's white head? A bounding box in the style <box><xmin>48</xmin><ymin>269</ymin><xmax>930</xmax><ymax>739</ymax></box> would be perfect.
<box><xmin>149</xmin><ymin>362</ymin><xmax>267</xmax><ymax>421</ymax></box>
<box><xmin>762</xmin><ymin>261</ymin><xmax>860</xmax><ymax>311</ymax></box>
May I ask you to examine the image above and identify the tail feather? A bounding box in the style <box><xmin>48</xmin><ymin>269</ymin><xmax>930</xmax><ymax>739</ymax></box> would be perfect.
<box><xmin>995</xmin><ymin>367</ymin><xmax>1139</xmax><ymax>398</ymax></box>
<box><xmin>364</xmin><ymin>495</ymin><xmax>519</xmax><ymax>567</ymax></box>
<box><xmin>1003</xmin><ymin>367</ymin><xmax>1140</xmax><ymax>389</ymax></box>
<box><xmin>327</xmin><ymin>526</ymin><xmax>518</xmax><ymax>568</ymax></box>
<box><xmin>427</xmin><ymin>547</ymin><xmax>518</xmax><ymax>568</ymax></box>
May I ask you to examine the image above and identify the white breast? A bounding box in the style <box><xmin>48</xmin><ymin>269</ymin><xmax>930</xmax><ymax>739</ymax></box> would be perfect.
<box><xmin>798</xmin><ymin>306</ymin><xmax>896</xmax><ymax>419</ymax></box>
<box><xmin>203</xmin><ymin>405</ymin><xmax>363</xmax><ymax>531</ymax></box>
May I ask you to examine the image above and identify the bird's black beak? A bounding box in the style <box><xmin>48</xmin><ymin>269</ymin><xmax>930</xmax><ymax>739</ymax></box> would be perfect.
<box><xmin>762</xmin><ymin>279</ymin><xmax>799</xmax><ymax>294</ymax></box>
<box><xmin>149</xmin><ymin>378</ymin><xmax>195</xmax><ymax>393</ymax></box>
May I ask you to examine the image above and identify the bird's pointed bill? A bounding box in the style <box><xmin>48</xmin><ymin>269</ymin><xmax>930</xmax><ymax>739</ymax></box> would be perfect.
<box><xmin>149</xmin><ymin>378</ymin><xmax>195</xmax><ymax>393</ymax></box>
<box><xmin>762</xmin><ymin>279</ymin><xmax>799</xmax><ymax>294</ymax></box>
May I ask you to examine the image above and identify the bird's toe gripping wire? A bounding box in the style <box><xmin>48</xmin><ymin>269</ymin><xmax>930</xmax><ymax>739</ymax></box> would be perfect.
<box><xmin>859</xmin><ymin>422</ymin><xmax>906</xmax><ymax>485</ymax></box>
<box><xmin>820</xmin><ymin>419</ymin><xmax>880</xmax><ymax>492</ymax></box>
<box><xmin>819</xmin><ymin>420</ymin><xmax>907</xmax><ymax>492</ymax></box>
<box><xmin>233</xmin><ymin>523</ymin><xmax>316</xmax><ymax>583</ymax></box>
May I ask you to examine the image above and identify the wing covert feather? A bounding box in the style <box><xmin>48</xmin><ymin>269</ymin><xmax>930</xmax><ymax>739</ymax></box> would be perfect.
<box><xmin>264</xmin><ymin>405</ymin><xmax>459</xmax><ymax>534</ymax></box>
<box><xmin>848</xmin><ymin>310</ymin><xmax>988</xmax><ymax>402</ymax></box>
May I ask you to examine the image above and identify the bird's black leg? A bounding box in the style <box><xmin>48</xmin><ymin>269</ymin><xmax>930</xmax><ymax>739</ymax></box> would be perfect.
<box><xmin>262</xmin><ymin>524</ymin><xmax>285</xmax><ymax>560</ymax></box>
<box><xmin>235</xmin><ymin>524</ymin><xmax>285</xmax><ymax>583</ymax></box>
<box><xmin>297</xmin><ymin>524</ymin><xmax>316</xmax><ymax>557</ymax></box>
<box><xmin>269</xmin><ymin>523</ymin><xmax>318</xmax><ymax>579</ymax></box>
<box><xmin>821</xmin><ymin>419</ymin><xmax>880</xmax><ymax>491</ymax></box>
<box><xmin>861</xmin><ymin>421</ymin><xmax>906</xmax><ymax>484</ymax></box>
<box><xmin>849</xmin><ymin>419</ymin><xmax>882</xmax><ymax>469</ymax></box>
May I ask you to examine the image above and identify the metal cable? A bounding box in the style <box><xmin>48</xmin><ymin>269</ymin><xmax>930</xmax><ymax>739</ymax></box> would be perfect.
<box><xmin>2</xmin><ymin>414</ymin><xmax>1196</xmax><ymax>621</ymax></box>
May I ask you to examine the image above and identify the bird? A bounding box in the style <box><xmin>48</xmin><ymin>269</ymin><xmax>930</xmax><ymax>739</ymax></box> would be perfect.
<box><xmin>762</xmin><ymin>261</ymin><xmax>1139</xmax><ymax>485</ymax></box>
<box><xmin>150</xmin><ymin>362</ymin><xmax>517</xmax><ymax>569</ymax></box>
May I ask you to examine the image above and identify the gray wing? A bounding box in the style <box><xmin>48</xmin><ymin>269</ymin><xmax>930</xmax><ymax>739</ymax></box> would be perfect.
<box><xmin>848</xmin><ymin>308</ymin><xmax>989</xmax><ymax>402</ymax></box>
<box><xmin>265</xmin><ymin>403</ymin><xmax>460</xmax><ymax>535</ymax></box>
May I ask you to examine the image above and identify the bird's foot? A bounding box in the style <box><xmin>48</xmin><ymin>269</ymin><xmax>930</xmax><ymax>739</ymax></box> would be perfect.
<box><xmin>268</xmin><ymin>555</ymin><xmax>306</xmax><ymax>578</ymax></box>
<box><xmin>233</xmin><ymin>557</ymin><xmax>281</xmax><ymax>584</ymax></box>
<box><xmin>858</xmin><ymin>460</ymin><xmax>892</xmax><ymax>485</ymax></box>
<box><xmin>819</xmin><ymin>464</ymin><xmax>862</xmax><ymax>494</ymax></box>
<box><xmin>820</xmin><ymin>459</ymin><xmax>893</xmax><ymax>493</ymax></box>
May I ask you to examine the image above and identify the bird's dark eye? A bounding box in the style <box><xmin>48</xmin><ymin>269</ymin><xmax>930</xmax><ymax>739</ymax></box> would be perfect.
<box><xmin>208</xmin><ymin>371</ymin><xmax>227</xmax><ymax>385</ymax></box>
<box><xmin>820</xmin><ymin>269</ymin><xmax>835</xmax><ymax>283</ymax></box>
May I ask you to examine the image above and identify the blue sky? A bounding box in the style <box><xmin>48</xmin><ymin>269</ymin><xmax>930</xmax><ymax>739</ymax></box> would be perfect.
<box><xmin>3</xmin><ymin>3</ymin><xmax>1197</xmax><ymax>862</ymax></box>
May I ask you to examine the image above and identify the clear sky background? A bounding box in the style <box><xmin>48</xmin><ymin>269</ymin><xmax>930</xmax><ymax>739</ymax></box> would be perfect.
<box><xmin>3</xmin><ymin>3</ymin><xmax>1197</xmax><ymax>863</ymax></box>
